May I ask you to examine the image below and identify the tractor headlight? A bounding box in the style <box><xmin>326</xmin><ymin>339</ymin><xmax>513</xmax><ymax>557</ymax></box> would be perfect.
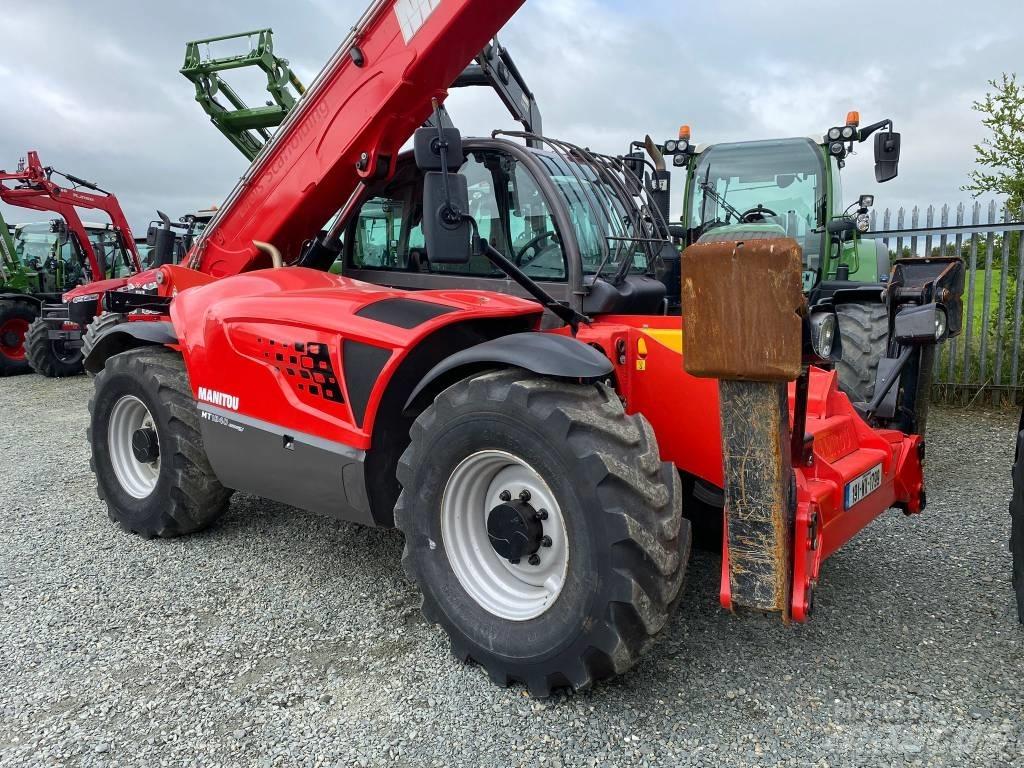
<box><xmin>856</xmin><ymin>213</ymin><xmax>870</xmax><ymax>232</ymax></box>
<box><xmin>806</xmin><ymin>309</ymin><xmax>842</xmax><ymax>362</ymax></box>
<box><xmin>894</xmin><ymin>302</ymin><xmax>949</xmax><ymax>345</ymax></box>
<box><xmin>814</xmin><ymin>313</ymin><xmax>836</xmax><ymax>358</ymax></box>
<box><xmin>664</xmin><ymin>139</ymin><xmax>679</xmax><ymax>153</ymax></box>
<box><xmin>673</xmin><ymin>153</ymin><xmax>687</xmax><ymax>167</ymax></box>
<box><xmin>829</xmin><ymin>141</ymin><xmax>845</xmax><ymax>156</ymax></box>
<box><xmin>828</xmin><ymin>127</ymin><xmax>842</xmax><ymax>141</ymax></box>
<box><xmin>841</xmin><ymin>125</ymin><xmax>856</xmax><ymax>140</ymax></box>
<box><xmin>935</xmin><ymin>307</ymin><xmax>948</xmax><ymax>340</ymax></box>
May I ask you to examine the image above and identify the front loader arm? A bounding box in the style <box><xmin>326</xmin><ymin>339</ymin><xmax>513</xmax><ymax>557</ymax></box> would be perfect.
<box><xmin>0</xmin><ymin>151</ymin><xmax>142</xmax><ymax>284</ymax></box>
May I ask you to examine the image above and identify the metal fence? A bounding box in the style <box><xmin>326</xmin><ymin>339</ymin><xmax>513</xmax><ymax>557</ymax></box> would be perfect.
<box><xmin>863</xmin><ymin>201</ymin><xmax>1024</xmax><ymax>405</ymax></box>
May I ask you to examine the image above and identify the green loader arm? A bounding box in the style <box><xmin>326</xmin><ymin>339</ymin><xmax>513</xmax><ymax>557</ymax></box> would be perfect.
<box><xmin>181</xmin><ymin>29</ymin><xmax>306</xmax><ymax>162</ymax></box>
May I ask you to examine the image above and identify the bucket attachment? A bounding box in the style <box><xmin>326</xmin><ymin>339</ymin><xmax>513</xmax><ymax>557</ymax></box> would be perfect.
<box><xmin>682</xmin><ymin>237</ymin><xmax>805</xmax><ymax>616</ymax></box>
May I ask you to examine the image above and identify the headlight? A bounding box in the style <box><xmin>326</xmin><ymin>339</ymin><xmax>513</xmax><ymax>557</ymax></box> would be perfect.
<box><xmin>828</xmin><ymin>127</ymin><xmax>842</xmax><ymax>141</ymax></box>
<box><xmin>829</xmin><ymin>141</ymin><xmax>845</xmax><ymax>156</ymax></box>
<box><xmin>814</xmin><ymin>313</ymin><xmax>836</xmax><ymax>358</ymax></box>
<box><xmin>841</xmin><ymin>125</ymin><xmax>856</xmax><ymax>140</ymax></box>
<box><xmin>935</xmin><ymin>307</ymin><xmax>947</xmax><ymax>340</ymax></box>
<box><xmin>664</xmin><ymin>139</ymin><xmax>679</xmax><ymax>153</ymax></box>
<box><xmin>856</xmin><ymin>213</ymin><xmax>870</xmax><ymax>232</ymax></box>
<box><xmin>673</xmin><ymin>154</ymin><xmax>687</xmax><ymax>167</ymax></box>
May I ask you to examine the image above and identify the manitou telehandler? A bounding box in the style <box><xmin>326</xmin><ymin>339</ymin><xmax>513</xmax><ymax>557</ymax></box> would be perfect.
<box><xmin>81</xmin><ymin>0</ymin><xmax>963</xmax><ymax>696</ymax></box>
<box><xmin>0</xmin><ymin>153</ymin><xmax>142</xmax><ymax>376</ymax></box>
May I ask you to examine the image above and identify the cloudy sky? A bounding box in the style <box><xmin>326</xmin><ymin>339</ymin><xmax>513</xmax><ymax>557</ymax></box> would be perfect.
<box><xmin>1</xmin><ymin>0</ymin><xmax>1021</xmax><ymax>235</ymax></box>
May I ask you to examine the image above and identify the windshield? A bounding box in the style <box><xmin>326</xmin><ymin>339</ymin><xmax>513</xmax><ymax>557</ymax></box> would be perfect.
<box><xmin>689</xmin><ymin>138</ymin><xmax>825</xmax><ymax>245</ymax></box>
<box><xmin>14</xmin><ymin>222</ymin><xmax>133</xmax><ymax>279</ymax></box>
<box><xmin>534</xmin><ymin>153</ymin><xmax>649</xmax><ymax>277</ymax></box>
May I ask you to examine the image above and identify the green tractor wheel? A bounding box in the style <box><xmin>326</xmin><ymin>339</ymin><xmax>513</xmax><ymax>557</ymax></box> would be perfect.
<box><xmin>0</xmin><ymin>300</ymin><xmax>37</xmax><ymax>376</ymax></box>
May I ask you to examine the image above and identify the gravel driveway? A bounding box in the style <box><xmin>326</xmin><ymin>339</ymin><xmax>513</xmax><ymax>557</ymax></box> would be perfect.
<box><xmin>1</xmin><ymin>374</ymin><xmax>1021</xmax><ymax>767</ymax></box>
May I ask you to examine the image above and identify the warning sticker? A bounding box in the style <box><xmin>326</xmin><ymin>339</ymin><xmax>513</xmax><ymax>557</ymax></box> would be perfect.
<box><xmin>394</xmin><ymin>0</ymin><xmax>443</xmax><ymax>43</ymax></box>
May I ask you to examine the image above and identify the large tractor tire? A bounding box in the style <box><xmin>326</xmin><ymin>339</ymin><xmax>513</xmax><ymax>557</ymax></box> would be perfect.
<box><xmin>25</xmin><ymin>315</ymin><xmax>84</xmax><ymax>378</ymax></box>
<box><xmin>0</xmin><ymin>300</ymin><xmax>36</xmax><ymax>376</ymax></box>
<box><xmin>1011</xmin><ymin>420</ymin><xmax>1024</xmax><ymax>623</ymax></box>
<box><xmin>81</xmin><ymin>312</ymin><xmax>125</xmax><ymax>375</ymax></box>
<box><xmin>835</xmin><ymin>302</ymin><xmax>888</xmax><ymax>403</ymax></box>
<box><xmin>88</xmin><ymin>347</ymin><xmax>231</xmax><ymax>538</ymax></box>
<box><xmin>395</xmin><ymin>369</ymin><xmax>689</xmax><ymax>696</ymax></box>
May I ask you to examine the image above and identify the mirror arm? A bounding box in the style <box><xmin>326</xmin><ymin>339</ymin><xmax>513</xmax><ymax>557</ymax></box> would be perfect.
<box><xmin>857</xmin><ymin>118</ymin><xmax>893</xmax><ymax>143</ymax></box>
<box><xmin>474</xmin><ymin>233</ymin><xmax>590</xmax><ymax>334</ymax></box>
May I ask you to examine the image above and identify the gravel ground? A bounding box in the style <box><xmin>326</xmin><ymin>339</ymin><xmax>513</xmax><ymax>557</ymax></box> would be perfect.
<box><xmin>1</xmin><ymin>374</ymin><xmax>1022</xmax><ymax>768</ymax></box>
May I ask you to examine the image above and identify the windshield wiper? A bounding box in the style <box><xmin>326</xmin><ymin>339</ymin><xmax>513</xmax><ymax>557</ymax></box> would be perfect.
<box><xmin>699</xmin><ymin>179</ymin><xmax>744</xmax><ymax>225</ymax></box>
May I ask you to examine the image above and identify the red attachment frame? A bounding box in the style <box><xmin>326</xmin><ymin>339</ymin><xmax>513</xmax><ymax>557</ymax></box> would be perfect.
<box><xmin>0</xmin><ymin>151</ymin><xmax>141</xmax><ymax>287</ymax></box>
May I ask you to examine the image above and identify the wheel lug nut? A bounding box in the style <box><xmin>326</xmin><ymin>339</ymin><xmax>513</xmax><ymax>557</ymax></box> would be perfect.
<box><xmin>499</xmin><ymin>490</ymin><xmax>512</xmax><ymax>502</ymax></box>
<box><xmin>535</xmin><ymin>509</ymin><xmax>548</xmax><ymax>521</ymax></box>
<box><xmin>519</xmin><ymin>489</ymin><xmax>531</xmax><ymax>502</ymax></box>
<box><xmin>528</xmin><ymin>553</ymin><xmax>541</xmax><ymax>566</ymax></box>
<box><xmin>541</xmin><ymin>535</ymin><xmax>552</xmax><ymax>548</ymax></box>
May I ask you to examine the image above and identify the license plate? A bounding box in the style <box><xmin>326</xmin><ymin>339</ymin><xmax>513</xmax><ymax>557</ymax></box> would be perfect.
<box><xmin>844</xmin><ymin>463</ymin><xmax>882</xmax><ymax>509</ymax></box>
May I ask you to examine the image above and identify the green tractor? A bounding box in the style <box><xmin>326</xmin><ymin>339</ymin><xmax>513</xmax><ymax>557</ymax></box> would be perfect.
<box><xmin>0</xmin><ymin>216</ymin><xmax>135</xmax><ymax>375</ymax></box>
<box><xmin>663</xmin><ymin>113</ymin><xmax>903</xmax><ymax>403</ymax></box>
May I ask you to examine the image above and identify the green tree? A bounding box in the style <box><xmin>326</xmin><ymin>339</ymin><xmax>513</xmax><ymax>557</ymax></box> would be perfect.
<box><xmin>963</xmin><ymin>73</ymin><xmax>1024</xmax><ymax>215</ymax></box>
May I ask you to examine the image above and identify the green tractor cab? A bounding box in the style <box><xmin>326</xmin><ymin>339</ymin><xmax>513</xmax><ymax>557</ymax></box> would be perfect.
<box><xmin>661</xmin><ymin>115</ymin><xmax>904</xmax><ymax>404</ymax></box>
<box><xmin>0</xmin><ymin>218</ymin><xmax>135</xmax><ymax>376</ymax></box>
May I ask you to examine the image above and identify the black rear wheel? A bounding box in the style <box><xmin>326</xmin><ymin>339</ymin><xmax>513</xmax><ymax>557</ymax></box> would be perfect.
<box><xmin>89</xmin><ymin>347</ymin><xmax>231</xmax><ymax>537</ymax></box>
<box><xmin>1011</xmin><ymin>424</ymin><xmax>1024</xmax><ymax>623</ymax></box>
<box><xmin>395</xmin><ymin>369</ymin><xmax>689</xmax><ymax>696</ymax></box>
<box><xmin>0</xmin><ymin>300</ymin><xmax>36</xmax><ymax>376</ymax></box>
<box><xmin>25</xmin><ymin>315</ymin><xmax>84</xmax><ymax>377</ymax></box>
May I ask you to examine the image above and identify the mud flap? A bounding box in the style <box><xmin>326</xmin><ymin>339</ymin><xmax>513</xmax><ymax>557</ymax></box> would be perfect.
<box><xmin>682</xmin><ymin>237</ymin><xmax>804</xmax><ymax>617</ymax></box>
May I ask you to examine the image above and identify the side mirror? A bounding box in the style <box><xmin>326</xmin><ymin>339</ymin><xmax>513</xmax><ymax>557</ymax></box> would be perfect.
<box><xmin>623</xmin><ymin>152</ymin><xmax>645</xmax><ymax>196</ymax></box>
<box><xmin>414</xmin><ymin>126</ymin><xmax>464</xmax><ymax>171</ymax></box>
<box><xmin>827</xmin><ymin>217</ymin><xmax>857</xmax><ymax>238</ymax></box>
<box><xmin>874</xmin><ymin>131</ymin><xmax>901</xmax><ymax>183</ymax></box>
<box><xmin>49</xmin><ymin>218</ymin><xmax>68</xmax><ymax>246</ymax></box>
<box><xmin>422</xmin><ymin>171</ymin><xmax>472</xmax><ymax>265</ymax></box>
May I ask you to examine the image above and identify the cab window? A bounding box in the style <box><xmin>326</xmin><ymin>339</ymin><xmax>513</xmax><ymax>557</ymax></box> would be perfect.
<box><xmin>348</xmin><ymin>150</ymin><xmax>566</xmax><ymax>281</ymax></box>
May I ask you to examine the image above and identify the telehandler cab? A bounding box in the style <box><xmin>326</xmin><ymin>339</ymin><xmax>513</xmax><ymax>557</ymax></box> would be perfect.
<box><xmin>0</xmin><ymin>152</ymin><xmax>142</xmax><ymax>376</ymax></box>
<box><xmin>82</xmin><ymin>0</ymin><xmax>963</xmax><ymax>696</ymax></box>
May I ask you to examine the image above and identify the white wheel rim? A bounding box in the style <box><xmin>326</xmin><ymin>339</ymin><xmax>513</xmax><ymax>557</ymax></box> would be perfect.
<box><xmin>441</xmin><ymin>450</ymin><xmax>569</xmax><ymax>621</ymax></box>
<box><xmin>107</xmin><ymin>395</ymin><xmax>160</xmax><ymax>499</ymax></box>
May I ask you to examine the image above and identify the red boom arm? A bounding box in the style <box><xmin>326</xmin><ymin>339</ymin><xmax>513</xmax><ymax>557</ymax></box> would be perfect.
<box><xmin>190</xmin><ymin>0</ymin><xmax>526</xmax><ymax>277</ymax></box>
<box><xmin>0</xmin><ymin>151</ymin><xmax>142</xmax><ymax>282</ymax></box>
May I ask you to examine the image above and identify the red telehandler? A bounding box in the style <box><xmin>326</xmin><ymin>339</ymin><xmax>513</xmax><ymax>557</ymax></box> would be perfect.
<box><xmin>81</xmin><ymin>0</ymin><xmax>964</xmax><ymax>695</ymax></box>
<box><xmin>0</xmin><ymin>152</ymin><xmax>142</xmax><ymax>376</ymax></box>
